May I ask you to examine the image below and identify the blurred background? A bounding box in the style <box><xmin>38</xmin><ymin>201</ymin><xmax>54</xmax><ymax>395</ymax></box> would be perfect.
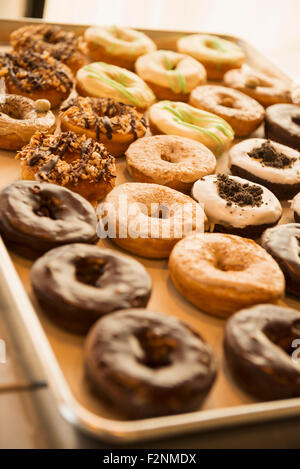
<box><xmin>1</xmin><ymin>0</ymin><xmax>299</xmax><ymax>76</ymax></box>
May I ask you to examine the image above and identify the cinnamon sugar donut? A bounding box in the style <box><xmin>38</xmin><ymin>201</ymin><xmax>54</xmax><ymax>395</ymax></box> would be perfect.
<box><xmin>126</xmin><ymin>135</ymin><xmax>216</xmax><ymax>192</ymax></box>
<box><xmin>169</xmin><ymin>233</ymin><xmax>285</xmax><ymax>318</ymax></box>
<box><xmin>60</xmin><ymin>97</ymin><xmax>147</xmax><ymax>157</ymax></box>
<box><xmin>10</xmin><ymin>24</ymin><xmax>86</xmax><ymax>73</ymax></box>
<box><xmin>16</xmin><ymin>131</ymin><xmax>116</xmax><ymax>203</ymax></box>
<box><xmin>189</xmin><ymin>85</ymin><xmax>264</xmax><ymax>137</ymax></box>
<box><xmin>0</xmin><ymin>51</ymin><xmax>73</xmax><ymax>108</ymax></box>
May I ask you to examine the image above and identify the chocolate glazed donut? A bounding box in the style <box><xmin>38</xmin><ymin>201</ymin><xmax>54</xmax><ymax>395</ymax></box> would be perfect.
<box><xmin>31</xmin><ymin>244</ymin><xmax>152</xmax><ymax>334</ymax></box>
<box><xmin>261</xmin><ymin>224</ymin><xmax>300</xmax><ymax>298</ymax></box>
<box><xmin>265</xmin><ymin>104</ymin><xmax>300</xmax><ymax>151</ymax></box>
<box><xmin>0</xmin><ymin>181</ymin><xmax>98</xmax><ymax>259</ymax></box>
<box><xmin>224</xmin><ymin>304</ymin><xmax>300</xmax><ymax>400</ymax></box>
<box><xmin>84</xmin><ymin>309</ymin><xmax>217</xmax><ymax>418</ymax></box>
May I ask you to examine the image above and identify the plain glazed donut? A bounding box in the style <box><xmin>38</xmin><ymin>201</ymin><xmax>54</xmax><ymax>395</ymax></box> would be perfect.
<box><xmin>224</xmin><ymin>304</ymin><xmax>300</xmax><ymax>400</ymax></box>
<box><xmin>0</xmin><ymin>181</ymin><xmax>97</xmax><ymax>259</ymax></box>
<box><xmin>76</xmin><ymin>62</ymin><xmax>155</xmax><ymax>112</ymax></box>
<box><xmin>189</xmin><ymin>85</ymin><xmax>264</xmax><ymax>137</ymax></box>
<box><xmin>84</xmin><ymin>25</ymin><xmax>156</xmax><ymax>70</ymax></box>
<box><xmin>265</xmin><ymin>104</ymin><xmax>300</xmax><ymax>151</ymax></box>
<box><xmin>135</xmin><ymin>50</ymin><xmax>206</xmax><ymax>101</ymax></box>
<box><xmin>0</xmin><ymin>95</ymin><xmax>55</xmax><ymax>150</ymax></box>
<box><xmin>60</xmin><ymin>96</ymin><xmax>147</xmax><ymax>157</ymax></box>
<box><xmin>224</xmin><ymin>66</ymin><xmax>292</xmax><ymax>107</ymax></box>
<box><xmin>149</xmin><ymin>100</ymin><xmax>234</xmax><ymax>156</ymax></box>
<box><xmin>16</xmin><ymin>131</ymin><xmax>116</xmax><ymax>203</ymax></box>
<box><xmin>177</xmin><ymin>34</ymin><xmax>245</xmax><ymax>80</ymax></box>
<box><xmin>84</xmin><ymin>309</ymin><xmax>217</xmax><ymax>418</ymax></box>
<box><xmin>31</xmin><ymin>244</ymin><xmax>152</xmax><ymax>334</ymax></box>
<box><xmin>126</xmin><ymin>135</ymin><xmax>216</xmax><ymax>193</ymax></box>
<box><xmin>100</xmin><ymin>182</ymin><xmax>206</xmax><ymax>258</ymax></box>
<box><xmin>169</xmin><ymin>233</ymin><xmax>285</xmax><ymax>318</ymax></box>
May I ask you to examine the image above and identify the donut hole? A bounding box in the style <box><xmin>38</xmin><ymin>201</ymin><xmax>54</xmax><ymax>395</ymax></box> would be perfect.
<box><xmin>160</xmin><ymin>152</ymin><xmax>174</xmax><ymax>163</ymax></box>
<box><xmin>263</xmin><ymin>321</ymin><xmax>300</xmax><ymax>357</ymax></box>
<box><xmin>75</xmin><ymin>257</ymin><xmax>105</xmax><ymax>286</ymax></box>
<box><xmin>133</xmin><ymin>328</ymin><xmax>176</xmax><ymax>369</ymax></box>
<box><xmin>1</xmin><ymin>102</ymin><xmax>26</xmax><ymax>120</ymax></box>
<box><xmin>150</xmin><ymin>204</ymin><xmax>170</xmax><ymax>219</ymax></box>
<box><xmin>33</xmin><ymin>195</ymin><xmax>61</xmax><ymax>220</ymax></box>
<box><xmin>220</xmin><ymin>96</ymin><xmax>236</xmax><ymax>109</ymax></box>
<box><xmin>205</xmin><ymin>39</ymin><xmax>226</xmax><ymax>52</ymax></box>
<box><xmin>292</xmin><ymin>115</ymin><xmax>300</xmax><ymax>126</ymax></box>
<box><xmin>215</xmin><ymin>256</ymin><xmax>245</xmax><ymax>272</ymax></box>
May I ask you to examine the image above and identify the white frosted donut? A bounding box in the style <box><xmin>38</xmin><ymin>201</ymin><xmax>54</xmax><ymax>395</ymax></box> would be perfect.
<box><xmin>76</xmin><ymin>62</ymin><xmax>155</xmax><ymax>111</ymax></box>
<box><xmin>135</xmin><ymin>50</ymin><xmax>206</xmax><ymax>101</ymax></box>
<box><xmin>177</xmin><ymin>34</ymin><xmax>245</xmax><ymax>80</ymax></box>
<box><xmin>149</xmin><ymin>100</ymin><xmax>234</xmax><ymax>156</ymax></box>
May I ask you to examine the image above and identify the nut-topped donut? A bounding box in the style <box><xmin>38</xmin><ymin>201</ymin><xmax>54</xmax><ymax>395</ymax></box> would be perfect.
<box><xmin>189</xmin><ymin>85</ymin><xmax>264</xmax><ymax>137</ymax></box>
<box><xmin>224</xmin><ymin>304</ymin><xmax>300</xmax><ymax>400</ymax></box>
<box><xmin>0</xmin><ymin>94</ymin><xmax>55</xmax><ymax>150</ymax></box>
<box><xmin>261</xmin><ymin>224</ymin><xmax>300</xmax><ymax>298</ymax></box>
<box><xmin>84</xmin><ymin>309</ymin><xmax>217</xmax><ymax>418</ymax></box>
<box><xmin>16</xmin><ymin>131</ymin><xmax>116</xmax><ymax>203</ymax></box>
<box><xmin>229</xmin><ymin>138</ymin><xmax>300</xmax><ymax>200</ymax></box>
<box><xmin>169</xmin><ymin>233</ymin><xmax>285</xmax><ymax>318</ymax></box>
<box><xmin>126</xmin><ymin>135</ymin><xmax>216</xmax><ymax>193</ymax></box>
<box><xmin>192</xmin><ymin>174</ymin><xmax>282</xmax><ymax>238</ymax></box>
<box><xmin>84</xmin><ymin>25</ymin><xmax>156</xmax><ymax>70</ymax></box>
<box><xmin>60</xmin><ymin>96</ymin><xmax>147</xmax><ymax>157</ymax></box>
<box><xmin>135</xmin><ymin>50</ymin><xmax>206</xmax><ymax>101</ymax></box>
<box><xmin>265</xmin><ymin>104</ymin><xmax>300</xmax><ymax>151</ymax></box>
<box><xmin>76</xmin><ymin>62</ymin><xmax>155</xmax><ymax>112</ymax></box>
<box><xmin>292</xmin><ymin>193</ymin><xmax>300</xmax><ymax>222</ymax></box>
<box><xmin>0</xmin><ymin>181</ymin><xmax>97</xmax><ymax>259</ymax></box>
<box><xmin>0</xmin><ymin>51</ymin><xmax>73</xmax><ymax>108</ymax></box>
<box><xmin>149</xmin><ymin>100</ymin><xmax>234</xmax><ymax>156</ymax></box>
<box><xmin>10</xmin><ymin>24</ymin><xmax>86</xmax><ymax>73</ymax></box>
<box><xmin>31</xmin><ymin>244</ymin><xmax>152</xmax><ymax>334</ymax></box>
<box><xmin>177</xmin><ymin>34</ymin><xmax>245</xmax><ymax>80</ymax></box>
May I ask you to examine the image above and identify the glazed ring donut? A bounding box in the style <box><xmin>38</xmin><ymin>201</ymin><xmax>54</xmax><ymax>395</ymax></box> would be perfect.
<box><xmin>84</xmin><ymin>309</ymin><xmax>217</xmax><ymax>418</ymax></box>
<box><xmin>126</xmin><ymin>135</ymin><xmax>216</xmax><ymax>193</ymax></box>
<box><xmin>189</xmin><ymin>85</ymin><xmax>264</xmax><ymax>137</ymax></box>
<box><xmin>76</xmin><ymin>62</ymin><xmax>155</xmax><ymax>112</ymax></box>
<box><xmin>135</xmin><ymin>50</ymin><xmax>206</xmax><ymax>102</ymax></box>
<box><xmin>229</xmin><ymin>138</ymin><xmax>300</xmax><ymax>200</ymax></box>
<box><xmin>16</xmin><ymin>131</ymin><xmax>116</xmax><ymax>203</ymax></box>
<box><xmin>0</xmin><ymin>51</ymin><xmax>73</xmax><ymax>108</ymax></box>
<box><xmin>261</xmin><ymin>224</ymin><xmax>300</xmax><ymax>298</ymax></box>
<box><xmin>84</xmin><ymin>25</ymin><xmax>156</xmax><ymax>70</ymax></box>
<box><xmin>101</xmin><ymin>182</ymin><xmax>206</xmax><ymax>258</ymax></box>
<box><xmin>224</xmin><ymin>66</ymin><xmax>292</xmax><ymax>107</ymax></box>
<box><xmin>10</xmin><ymin>24</ymin><xmax>86</xmax><ymax>73</ymax></box>
<box><xmin>0</xmin><ymin>181</ymin><xmax>97</xmax><ymax>259</ymax></box>
<box><xmin>265</xmin><ymin>104</ymin><xmax>300</xmax><ymax>151</ymax></box>
<box><xmin>292</xmin><ymin>193</ymin><xmax>300</xmax><ymax>222</ymax></box>
<box><xmin>60</xmin><ymin>96</ymin><xmax>147</xmax><ymax>157</ymax></box>
<box><xmin>224</xmin><ymin>304</ymin><xmax>300</xmax><ymax>400</ymax></box>
<box><xmin>31</xmin><ymin>244</ymin><xmax>152</xmax><ymax>334</ymax></box>
<box><xmin>149</xmin><ymin>101</ymin><xmax>234</xmax><ymax>156</ymax></box>
<box><xmin>169</xmin><ymin>233</ymin><xmax>285</xmax><ymax>318</ymax></box>
<box><xmin>177</xmin><ymin>34</ymin><xmax>245</xmax><ymax>80</ymax></box>
<box><xmin>0</xmin><ymin>95</ymin><xmax>55</xmax><ymax>150</ymax></box>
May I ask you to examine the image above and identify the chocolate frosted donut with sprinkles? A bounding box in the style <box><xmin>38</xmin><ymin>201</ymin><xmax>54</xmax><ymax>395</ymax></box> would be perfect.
<box><xmin>60</xmin><ymin>97</ymin><xmax>147</xmax><ymax>157</ymax></box>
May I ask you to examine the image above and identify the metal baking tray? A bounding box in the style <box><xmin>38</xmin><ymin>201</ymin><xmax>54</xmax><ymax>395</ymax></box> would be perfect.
<box><xmin>0</xmin><ymin>17</ymin><xmax>299</xmax><ymax>444</ymax></box>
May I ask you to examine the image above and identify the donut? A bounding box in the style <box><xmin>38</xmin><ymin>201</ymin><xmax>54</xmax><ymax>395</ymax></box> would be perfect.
<box><xmin>292</xmin><ymin>193</ymin><xmax>300</xmax><ymax>222</ymax></box>
<box><xmin>229</xmin><ymin>138</ymin><xmax>300</xmax><ymax>200</ymax></box>
<box><xmin>84</xmin><ymin>25</ymin><xmax>156</xmax><ymax>70</ymax></box>
<box><xmin>261</xmin><ymin>224</ymin><xmax>300</xmax><ymax>298</ymax></box>
<box><xmin>149</xmin><ymin>101</ymin><xmax>234</xmax><ymax>156</ymax></box>
<box><xmin>16</xmin><ymin>131</ymin><xmax>116</xmax><ymax>203</ymax></box>
<box><xmin>76</xmin><ymin>62</ymin><xmax>155</xmax><ymax>112</ymax></box>
<box><xmin>224</xmin><ymin>304</ymin><xmax>300</xmax><ymax>400</ymax></box>
<box><xmin>191</xmin><ymin>174</ymin><xmax>282</xmax><ymax>238</ymax></box>
<box><xmin>265</xmin><ymin>104</ymin><xmax>300</xmax><ymax>151</ymax></box>
<box><xmin>0</xmin><ymin>181</ymin><xmax>97</xmax><ymax>259</ymax></box>
<box><xmin>177</xmin><ymin>34</ymin><xmax>245</xmax><ymax>80</ymax></box>
<box><xmin>189</xmin><ymin>85</ymin><xmax>264</xmax><ymax>137</ymax></box>
<box><xmin>31</xmin><ymin>244</ymin><xmax>152</xmax><ymax>334</ymax></box>
<box><xmin>0</xmin><ymin>51</ymin><xmax>73</xmax><ymax>108</ymax></box>
<box><xmin>0</xmin><ymin>95</ymin><xmax>55</xmax><ymax>150</ymax></box>
<box><xmin>135</xmin><ymin>50</ymin><xmax>206</xmax><ymax>102</ymax></box>
<box><xmin>224</xmin><ymin>66</ymin><xmax>292</xmax><ymax>107</ymax></box>
<box><xmin>10</xmin><ymin>24</ymin><xmax>86</xmax><ymax>73</ymax></box>
<box><xmin>126</xmin><ymin>135</ymin><xmax>216</xmax><ymax>193</ymax></box>
<box><xmin>100</xmin><ymin>182</ymin><xmax>206</xmax><ymax>258</ymax></box>
<box><xmin>60</xmin><ymin>96</ymin><xmax>147</xmax><ymax>157</ymax></box>
<box><xmin>169</xmin><ymin>233</ymin><xmax>285</xmax><ymax>318</ymax></box>
<box><xmin>84</xmin><ymin>309</ymin><xmax>217</xmax><ymax>418</ymax></box>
